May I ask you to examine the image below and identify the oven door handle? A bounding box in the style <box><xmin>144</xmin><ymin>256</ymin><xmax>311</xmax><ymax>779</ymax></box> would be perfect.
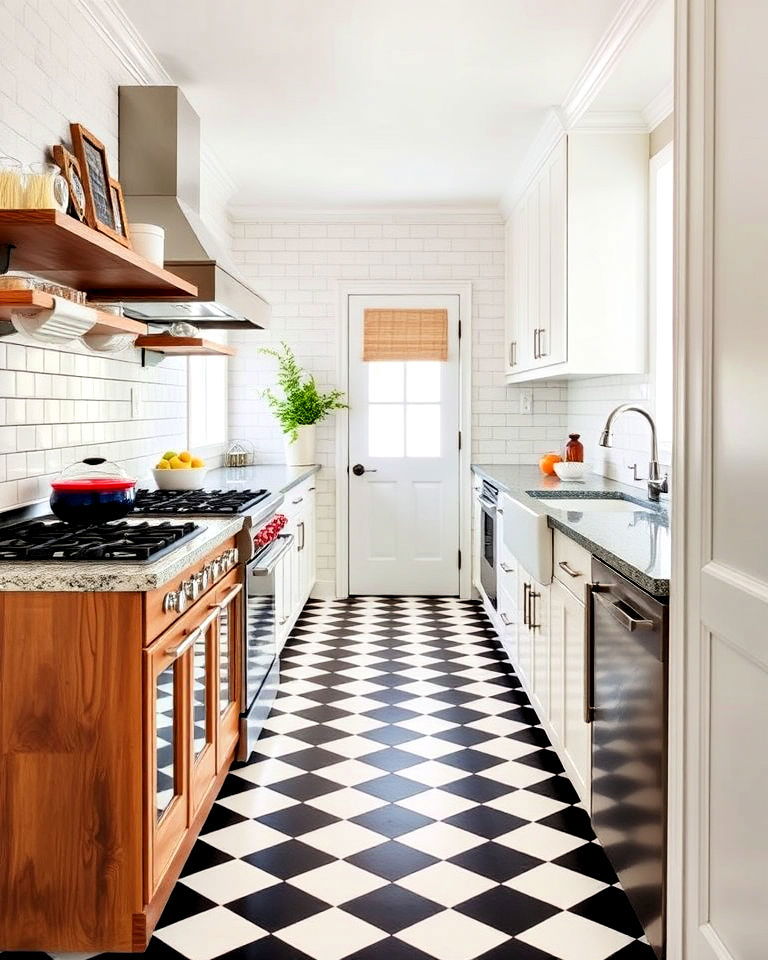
<box><xmin>249</xmin><ymin>534</ymin><xmax>294</xmax><ymax>575</ymax></box>
<box><xmin>218</xmin><ymin>582</ymin><xmax>243</xmax><ymax>610</ymax></box>
<box><xmin>169</xmin><ymin>606</ymin><xmax>220</xmax><ymax>659</ymax></box>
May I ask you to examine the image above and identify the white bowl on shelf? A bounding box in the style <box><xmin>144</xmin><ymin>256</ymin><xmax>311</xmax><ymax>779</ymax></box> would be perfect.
<box><xmin>553</xmin><ymin>461</ymin><xmax>591</xmax><ymax>482</ymax></box>
<box><xmin>152</xmin><ymin>466</ymin><xmax>207</xmax><ymax>490</ymax></box>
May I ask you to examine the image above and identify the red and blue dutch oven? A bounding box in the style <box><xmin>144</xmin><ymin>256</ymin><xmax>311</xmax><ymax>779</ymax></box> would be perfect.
<box><xmin>50</xmin><ymin>457</ymin><xmax>137</xmax><ymax>526</ymax></box>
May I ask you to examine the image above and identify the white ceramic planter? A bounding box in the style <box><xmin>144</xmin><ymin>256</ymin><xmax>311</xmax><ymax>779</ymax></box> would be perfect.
<box><xmin>284</xmin><ymin>425</ymin><xmax>316</xmax><ymax>465</ymax></box>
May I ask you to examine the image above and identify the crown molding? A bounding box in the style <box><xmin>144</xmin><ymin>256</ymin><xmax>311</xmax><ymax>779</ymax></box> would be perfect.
<box><xmin>73</xmin><ymin>0</ymin><xmax>171</xmax><ymax>84</ymax></box>
<box><xmin>643</xmin><ymin>81</ymin><xmax>674</xmax><ymax>130</ymax></box>
<box><xmin>228</xmin><ymin>205</ymin><xmax>504</xmax><ymax>224</ymax></box>
<box><xmin>572</xmin><ymin>110</ymin><xmax>649</xmax><ymax>132</ymax></box>
<box><xmin>561</xmin><ymin>0</ymin><xmax>663</xmax><ymax>127</ymax></box>
<box><xmin>500</xmin><ymin>108</ymin><xmax>566</xmax><ymax>218</ymax></box>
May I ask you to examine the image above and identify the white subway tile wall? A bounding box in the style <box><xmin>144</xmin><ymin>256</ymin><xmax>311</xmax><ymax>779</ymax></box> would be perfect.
<box><xmin>567</xmin><ymin>374</ymin><xmax>672</xmax><ymax>491</ymax></box>
<box><xmin>0</xmin><ymin>0</ymin><xmax>229</xmax><ymax>509</ymax></box>
<box><xmin>227</xmin><ymin>214</ymin><xmax>568</xmax><ymax>593</ymax></box>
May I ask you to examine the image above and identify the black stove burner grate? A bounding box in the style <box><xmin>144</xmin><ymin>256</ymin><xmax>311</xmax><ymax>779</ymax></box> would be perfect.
<box><xmin>0</xmin><ymin>519</ymin><xmax>203</xmax><ymax>562</ymax></box>
<box><xmin>132</xmin><ymin>488</ymin><xmax>270</xmax><ymax>515</ymax></box>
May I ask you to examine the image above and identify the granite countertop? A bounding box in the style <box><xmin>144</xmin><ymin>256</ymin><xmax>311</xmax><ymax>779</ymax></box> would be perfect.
<box><xmin>0</xmin><ymin>516</ymin><xmax>245</xmax><ymax>593</ymax></box>
<box><xmin>472</xmin><ymin>464</ymin><xmax>670</xmax><ymax>596</ymax></box>
<box><xmin>0</xmin><ymin>464</ymin><xmax>321</xmax><ymax>593</ymax></box>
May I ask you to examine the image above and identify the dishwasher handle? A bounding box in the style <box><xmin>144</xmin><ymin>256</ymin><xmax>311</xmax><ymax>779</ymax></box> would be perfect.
<box><xmin>594</xmin><ymin>592</ymin><xmax>655</xmax><ymax>631</ymax></box>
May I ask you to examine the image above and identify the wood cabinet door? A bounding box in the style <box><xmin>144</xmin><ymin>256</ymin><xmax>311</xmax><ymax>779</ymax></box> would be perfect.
<box><xmin>216</xmin><ymin>579</ymin><xmax>243</xmax><ymax>769</ymax></box>
<box><xmin>144</xmin><ymin>625</ymin><xmax>191</xmax><ymax>897</ymax></box>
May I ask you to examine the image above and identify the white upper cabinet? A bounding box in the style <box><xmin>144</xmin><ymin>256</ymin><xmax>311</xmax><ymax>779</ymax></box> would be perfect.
<box><xmin>505</xmin><ymin>130</ymin><xmax>648</xmax><ymax>382</ymax></box>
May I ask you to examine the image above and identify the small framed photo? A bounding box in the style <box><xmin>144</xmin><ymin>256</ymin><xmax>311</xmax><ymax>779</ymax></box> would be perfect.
<box><xmin>69</xmin><ymin>122</ymin><xmax>128</xmax><ymax>247</ymax></box>
<box><xmin>52</xmin><ymin>144</ymin><xmax>86</xmax><ymax>221</ymax></box>
<box><xmin>109</xmin><ymin>177</ymin><xmax>131</xmax><ymax>246</ymax></box>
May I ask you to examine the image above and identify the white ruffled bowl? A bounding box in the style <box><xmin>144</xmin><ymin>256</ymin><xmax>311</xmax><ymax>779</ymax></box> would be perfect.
<box><xmin>553</xmin><ymin>461</ymin><xmax>591</xmax><ymax>482</ymax></box>
<box><xmin>152</xmin><ymin>466</ymin><xmax>207</xmax><ymax>490</ymax></box>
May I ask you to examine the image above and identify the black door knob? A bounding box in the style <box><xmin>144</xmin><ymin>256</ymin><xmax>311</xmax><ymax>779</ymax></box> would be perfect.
<box><xmin>352</xmin><ymin>464</ymin><xmax>365</xmax><ymax>476</ymax></box>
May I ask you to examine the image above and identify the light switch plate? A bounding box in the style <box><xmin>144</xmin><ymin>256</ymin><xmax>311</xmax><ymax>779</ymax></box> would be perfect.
<box><xmin>520</xmin><ymin>389</ymin><xmax>533</xmax><ymax>415</ymax></box>
<box><xmin>130</xmin><ymin>387</ymin><xmax>141</xmax><ymax>419</ymax></box>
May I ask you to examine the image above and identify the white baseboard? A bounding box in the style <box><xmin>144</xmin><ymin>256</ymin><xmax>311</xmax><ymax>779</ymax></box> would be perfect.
<box><xmin>310</xmin><ymin>580</ymin><xmax>336</xmax><ymax>600</ymax></box>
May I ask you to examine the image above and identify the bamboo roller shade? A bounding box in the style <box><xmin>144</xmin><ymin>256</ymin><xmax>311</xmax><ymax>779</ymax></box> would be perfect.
<box><xmin>363</xmin><ymin>308</ymin><xmax>448</xmax><ymax>362</ymax></box>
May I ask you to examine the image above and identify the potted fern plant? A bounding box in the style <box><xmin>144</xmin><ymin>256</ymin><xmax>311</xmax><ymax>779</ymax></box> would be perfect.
<box><xmin>260</xmin><ymin>343</ymin><xmax>346</xmax><ymax>465</ymax></box>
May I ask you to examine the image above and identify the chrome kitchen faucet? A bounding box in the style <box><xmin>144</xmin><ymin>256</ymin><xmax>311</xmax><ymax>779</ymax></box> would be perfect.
<box><xmin>598</xmin><ymin>404</ymin><xmax>669</xmax><ymax>502</ymax></box>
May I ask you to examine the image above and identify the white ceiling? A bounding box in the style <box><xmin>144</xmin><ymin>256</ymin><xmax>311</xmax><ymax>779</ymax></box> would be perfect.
<box><xmin>120</xmin><ymin>0</ymin><xmax>629</xmax><ymax>208</ymax></box>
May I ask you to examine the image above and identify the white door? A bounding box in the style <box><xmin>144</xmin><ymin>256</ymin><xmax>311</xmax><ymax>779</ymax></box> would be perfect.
<box><xmin>348</xmin><ymin>294</ymin><xmax>460</xmax><ymax>596</ymax></box>
<box><xmin>675</xmin><ymin>3</ymin><xmax>768</xmax><ymax>958</ymax></box>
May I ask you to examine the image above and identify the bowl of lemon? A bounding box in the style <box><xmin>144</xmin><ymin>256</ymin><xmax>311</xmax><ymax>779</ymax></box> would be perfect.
<box><xmin>152</xmin><ymin>450</ymin><xmax>207</xmax><ymax>490</ymax></box>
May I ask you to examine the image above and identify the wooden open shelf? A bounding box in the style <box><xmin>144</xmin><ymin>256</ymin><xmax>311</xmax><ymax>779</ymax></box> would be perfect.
<box><xmin>0</xmin><ymin>210</ymin><xmax>197</xmax><ymax>299</ymax></box>
<box><xmin>0</xmin><ymin>290</ymin><xmax>148</xmax><ymax>336</ymax></box>
<box><xmin>135</xmin><ymin>334</ymin><xmax>236</xmax><ymax>357</ymax></box>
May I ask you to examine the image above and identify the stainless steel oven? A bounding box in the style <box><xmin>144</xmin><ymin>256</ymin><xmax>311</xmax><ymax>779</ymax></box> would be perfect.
<box><xmin>238</xmin><ymin>532</ymin><xmax>293</xmax><ymax>760</ymax></box>
<box><xmin>478</xmin><ymin>481</ymin><xmax>498</xmax><ymax>609</ymax></box>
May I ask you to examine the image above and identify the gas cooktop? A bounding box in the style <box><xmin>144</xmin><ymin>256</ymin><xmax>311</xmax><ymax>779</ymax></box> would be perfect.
<box><xmin>132</xmin><ymin>488</ymin><xmax>270</xmax><ymax>515</ymax></box>
<box><xmin>0</xmin><ymin>518</ymin><xmax>203</xmax><ymax>563</ymax></box>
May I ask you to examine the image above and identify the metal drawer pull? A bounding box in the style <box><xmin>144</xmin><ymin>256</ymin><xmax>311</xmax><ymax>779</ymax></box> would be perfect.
<box><xmin>528</xmin><ymin>588</ymin><xmax>539</xmax><ymax>629</ymax></box>
<box><xmin>523</xmin><ymin>582</ymin><xmax>529</xmax><ymax>626</ymax></box>
<box><xmin>218</xmin><ymin>582</ymin><xmax>243</xmax><ymax>610</ymax></box>
<box><xmin>292</xmin><ymin>497</ymin><xmax>304</xmax><ymax>504</ymax></box>
<box><xmin>500</xmin><ymin>563</ymin><xmax>513</xmax><ymax>573</ymax></box>
<box><xmin>500</xmin><ymin>612</ymin><xmax>511</xmax><ymax>625</ymax></box>
<box><xmin>308</xmin><ymin>486</ymin><xmax>316</xmax><ymax>491</ymax></box>
<box><xmin>558</xmin><ymin>560</ymin><xmax>582</xmax><ymax>578</ymax></box>
<box><xmin>169</xmin><ymin>607</ymin><xmax>220</xmax><ymax>658</ymax></box>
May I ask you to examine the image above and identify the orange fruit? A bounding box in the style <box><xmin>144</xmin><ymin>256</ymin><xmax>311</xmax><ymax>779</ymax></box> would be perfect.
<box><xmin>539</xmin><ymin>452</ymin><xmax>563</xmax><ymax>476</ymax></box>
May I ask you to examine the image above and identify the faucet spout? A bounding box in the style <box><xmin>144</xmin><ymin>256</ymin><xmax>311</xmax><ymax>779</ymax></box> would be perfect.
<box><xmin>598</xmin><ymin>404</ymin><xmax>668</xmax><ymax>502</ymax></box>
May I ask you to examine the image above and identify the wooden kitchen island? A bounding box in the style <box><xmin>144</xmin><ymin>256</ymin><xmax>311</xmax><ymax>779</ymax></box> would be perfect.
<box><xmin>0</xmin><ymin>535</ymin><xmax>244</xmax><ymax>952</ymax></box>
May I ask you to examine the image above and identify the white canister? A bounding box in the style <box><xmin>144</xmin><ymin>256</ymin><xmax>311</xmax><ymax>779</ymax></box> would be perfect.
<box><xmin>284</xmin><ymin>425</ymin><xmax>316</xmax><ymax>466</ymax></box>
<box><xmin>131</xmin><ymin>223</ymin><xmax>165</xmax><ymax>266</ymax></box>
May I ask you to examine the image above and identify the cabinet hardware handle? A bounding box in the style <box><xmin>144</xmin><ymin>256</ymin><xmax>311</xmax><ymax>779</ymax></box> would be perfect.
<box><xmin>292</xmin><ymin>497</ymin><xmax>304</xmax><ymax>504</ymax></box>
<box><xmin>218</xmin><ymin>582</ymin><xmax>243</xmax><ymax>611</ymax></box>
<box><xmin>500</xmin><ymin>562</ymin><xmax>513</xmax><ymax>573</ymax></box>
<box><xmin>583</xmin><ymin>582</ymin><xmax>609</xmax><ymax>722</ymax></box>
<box><xmin>537</xmin><ymin>328</ymin><xmax>548</xmax><ymax>358</ymax></box>
<box><xmin>595</xmin><ymin>593</ymin><xmax>654</xmax><ymax>631</ymax></box>
<box><xmin>528</xmin><ymin>588</ymin><xmax>539</xmax><ymax>629</ymax></box>
<box><xmin>298</xmin><ymin>521</ymin><xmax>305</xmax><ymax>552</ymax></box>
<box><xmin>533</xmin><ymin>328</ymin><xmax>539</xmax><ymax>359</ymax></box>
<box><xmin>523</xmin><ymin>582</ymin><xmax>529</xmax><ymax>625</ymax></box>
<box><xmin>500</xmin><ymin>612</ymin><xmax>511</xmax><ymax>625</ymax></box>
<box><xmin>308</xmin><ymin>486</ymin><xmax>316</xmax><ymax>491</ymax></box>
<box><xmin>509</xmin><ymin>341</ymin><xmax>517</xmax><ymax>367</ymax></box>
<box><xmin>278</xmin><ymin>616</ymin><xmax>287</xmax><ymax>625</ymax></box>
<box><xmin>558</xmin><ymin>560</ymin><xmax>582</xmax><ymax>578</ymax></box>
<box><xmin>497</xmin><ymin>508</ymin><xmax>504</xmax><ymax>515</ymax></box>
<box><xmin>169</xmin><ymin>607</ymin><xmax>219</xmax><ymax>659</ymax></box>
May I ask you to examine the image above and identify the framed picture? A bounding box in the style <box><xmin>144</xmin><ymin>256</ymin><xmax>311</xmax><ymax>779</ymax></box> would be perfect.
<box><xmin>69</xmin><ymin>123</ymin><xmax>128</xmax><ymax>246</ymax></box>
<box><xmin>109</xmin><ymin>177</ymin><xmax>131</xmax><ymax>246</ymax></box>
<box><xmin>52</xmin><ymin>145</ymin><xmax>86</xmax><ymax>221</ymax></box>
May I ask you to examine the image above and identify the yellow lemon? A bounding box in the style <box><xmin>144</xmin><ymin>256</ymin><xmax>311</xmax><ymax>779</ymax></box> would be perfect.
<box><xmin>168</xmin><ymin>456</ymin><xmax>186</xmax><ymax>469</ymax></box>
<box><xmin>155</xmin><ymin>460</ymin><xmax>170</xmax><ymax>470</ymax></box>
<box><xmin>191</xmin><ymin>456</ymin><xmax>205</xmax><ymax>468</ymax></box>
<box><xmin>179</xmin><ymin>451</ymin><xmax>192</xmax><ymax>463</ymax></box>
<box><xmin>161</xmin><ymin>450</ymin><xmax>178</xmax><ymax>461</ymax></box>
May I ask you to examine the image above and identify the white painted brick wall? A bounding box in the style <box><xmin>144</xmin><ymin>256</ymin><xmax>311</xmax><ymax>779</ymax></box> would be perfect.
<box><xmin>0</xmin><ymin>0</ymin><xmax>229</xmax><ymax>509</ymax></box>
<box><xmin>228</xmin><ymin>214</ymin><xmax>568</xmax><ymax>593</ymax></box>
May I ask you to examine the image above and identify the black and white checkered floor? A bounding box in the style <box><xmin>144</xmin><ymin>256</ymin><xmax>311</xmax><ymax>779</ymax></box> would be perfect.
<box><xmin>31</xmin><ymin>597</ymin><xmax>657</xmax><ymax>960</ymax></box>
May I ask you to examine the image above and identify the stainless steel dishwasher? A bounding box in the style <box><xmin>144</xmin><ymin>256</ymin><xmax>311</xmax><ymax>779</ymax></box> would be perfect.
<box><xmin>586</xmin><ymin>558</ymin><xmax>669</xmax><ymax>959</ymax></box>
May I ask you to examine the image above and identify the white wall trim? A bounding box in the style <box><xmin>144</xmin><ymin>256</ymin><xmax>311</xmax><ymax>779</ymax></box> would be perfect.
<box><xmin>561</xmin><ymin>0</ymin><xmax>664</xmax><ymax>127</ymax></box>
<box><xmin>230</xmin><ymin>205</ymin><xmax>503</xmax><ymax>224</ymax></box>
<box><xmin>643</xmin><ymin>81</ymin><xmax>675</xmax><ymax>130</ymax></box>
<box><xmin>335</xmin><ymin>280</ymin><xmax>473</xmax><ymax>600</ymax></box>
<box><xmin>572</xmin><ymin>110</ymin><xmax>650</xmax><ymax>132</ymax></box>
<box><xmin>500</xmin><ymin>109</ymin><xmax>566</xmax><ymax>217</ymax></box>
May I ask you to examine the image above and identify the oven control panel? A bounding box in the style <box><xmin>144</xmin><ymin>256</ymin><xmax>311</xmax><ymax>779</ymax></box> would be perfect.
<box><xmin>163</xmin><ymin>546</ymin><xmax>239</xmax><ymax>614</ymax></box>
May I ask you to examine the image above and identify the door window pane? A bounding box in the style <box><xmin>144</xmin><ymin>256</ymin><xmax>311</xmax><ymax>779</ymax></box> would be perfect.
<box><xmin>406</xmin><ymin>404</ymin><xmax>441</xmax><ymax>457</ymax></box>
<box><xmin>155</xmin><ymin>664</ymin><xmax>176</xmax><ymax>820</ymax></box>
<box><xmin>406</xmin><ymin>362</ymin><xmax>441</xmax><ymax>402</ymax></box>
<box><xmin>369</xmin><ymin>404</ymin><xmax>404</xmax><ymax>457</ymax></box>
<box><xmin>369</xmin><ymin>362</ymin><xmax>404</xmax><ymax>402</ymax></box>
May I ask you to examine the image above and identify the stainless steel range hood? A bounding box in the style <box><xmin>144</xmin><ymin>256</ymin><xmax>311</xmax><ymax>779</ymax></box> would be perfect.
<box><xmin>118</xmin><ymin>85</ymin><xmax>270</xmax><ymax>329</ymax></box>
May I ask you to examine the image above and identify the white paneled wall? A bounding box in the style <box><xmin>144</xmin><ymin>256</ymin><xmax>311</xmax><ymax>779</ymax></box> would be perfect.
<box><xmin>228</xmin><ymin>213</ymin><xmax>568</xmax><ymax>593</ymax></box>
<box><xmin>0</xmin><ymin>0</ymin><xmax>228</xmax><ymax>509</ymax></box>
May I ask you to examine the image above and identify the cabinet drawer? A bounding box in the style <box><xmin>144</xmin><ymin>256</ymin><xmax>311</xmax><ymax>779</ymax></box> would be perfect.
<box><xmin>144</xmin><ymin>537</ymin><xmax>238</xmax><ymax>643</ymax></box>
<box><xmin>498</xmin><ymin>539</ymin><xmax>518</xmax><ymax>597</ymax></box>
<box><xmin>553</xmin><ymin>532</ymin><xmax>590</xmax><ymax>601</ymax></box>
<box><xmin>283</xmin><ymin>477</ymin><xmax>316</xmax><ymax>519</ymax></box>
